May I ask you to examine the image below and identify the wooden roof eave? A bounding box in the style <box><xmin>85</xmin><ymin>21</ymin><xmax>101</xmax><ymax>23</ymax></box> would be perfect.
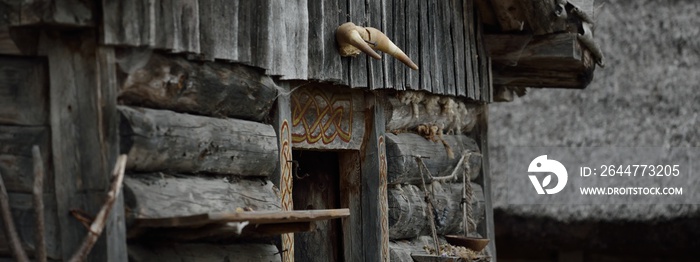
<box><xmin>477</xmin><ymin>0</ymin><xmax>601</xmax><ymax>93</ymax></box>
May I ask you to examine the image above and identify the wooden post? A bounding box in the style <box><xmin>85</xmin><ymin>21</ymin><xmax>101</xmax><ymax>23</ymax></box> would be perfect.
<box><xmin>272</xmin><ymin>82</ymin><xmax>294</xmax><ymax>262</ymax></box>
<box><xmin>475</xmin><ymin>104</ymin><xmax>496</xmax><ymax>259</ymax></box>
<box><xmin>361</xmin><ymin>93</ymin><xmax>389</xmax><ymax>262</ymax></box>
<box><xmin>42</xmin><ymin>31</ymin><xmax>126</xmax><ymax>262</ymax></box>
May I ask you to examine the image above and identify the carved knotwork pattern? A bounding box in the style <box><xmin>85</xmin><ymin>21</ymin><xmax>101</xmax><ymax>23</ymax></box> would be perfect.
<box><xmin>291</xmin><ymin>89</ymin><xmax>353</xmax><ymax>145</ymax></box>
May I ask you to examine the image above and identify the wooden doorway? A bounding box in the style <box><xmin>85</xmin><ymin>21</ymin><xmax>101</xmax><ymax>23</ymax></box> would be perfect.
<box><xmin>292</xmin><ymin>150</ymin><xmax>342</xmax><ymax>262</ymax></box>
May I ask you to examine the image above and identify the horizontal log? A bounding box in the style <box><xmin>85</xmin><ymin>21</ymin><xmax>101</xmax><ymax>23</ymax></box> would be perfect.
<box><xmin>128</xmin><ymin>243</ymin><xmax>281</xmax><ymax>262</ymax></box>
<box><xmin>124</xmin><ymin>173</ymin><xmax>281</xmax><ymax>221</ymax></box>
<box><xmin>487</xmin><ymin>33</ymin><xmax>596</xmax><ymax>89</ymax></box>
<box><xmin>117</xmin><ymin>52</ymin><xmax>278</xmax><ymax>122</ymax></box>
<box><xmin>384</xmin><ymin>96</ymin><xmax>480</xmax><ymax>134</ymax></box>
<box><xmin>0</xmin><ymin>192</ymin><xmax>60</xmax><ymax>259</ymax></box>
<box><xmin>119</xmin><ymin>106</ymin><xmax>278</xmax><ymax>175</ymax></box>
<box><xmin>0</xmin><ymin>57</ymin><xmax>47</xmax><ymax>125</ymax></box>
<box><xmin>386</xmin><ymin>133</ymin><xmax>481</xmax><ymax>185</ymax></box>
<box><xmin>388</xmin><ymin>183</ymin><xmax>485</xmax><ymax>240</ymax></box>
<box><xmin>0</xmin><ymin>125</ymin><xmax>52</xmax><ymax>193</ymax></box>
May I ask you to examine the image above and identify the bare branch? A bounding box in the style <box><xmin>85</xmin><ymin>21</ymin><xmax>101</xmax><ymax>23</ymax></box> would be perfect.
<box><xmin>0</xmin><ymin>171</ymin><xmax>29</xmax><ymax>262</ymax></box>
<box><xmin>68</xmin><ymin>155</ymin><xmax>128</xmax><ymax>262</ymax></box>
<box><xmin>32</xmin><ymin>145</ymin><xmax>47</xmax><ymax>262</ymax></box>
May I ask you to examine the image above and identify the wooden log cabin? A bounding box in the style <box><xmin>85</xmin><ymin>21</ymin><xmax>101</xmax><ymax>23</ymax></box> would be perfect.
<box><xmin>0</xmin><ymin>0</ymin><xmax>599</xmax><ymax>261</ymax></box>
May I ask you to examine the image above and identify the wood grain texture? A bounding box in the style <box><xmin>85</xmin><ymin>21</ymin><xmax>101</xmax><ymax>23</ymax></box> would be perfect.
<box><xmin>271</xmin><ymin>82</ymin><xmax>294</xmax><ymax>262</ymax></box>
<box><xmin>360</xmin><ymin>94</ymin><xmax>389</xmax><ymax>262</ymax></box>
<box><xmin>487</xmin><ymin>33</ymin><xmax>594</xmax><ymax>89</ymax></box>
<box><xmin>12</xmin><ymin>0</ymin><xmax>93</xmax><ymax>27</ymax></box>
<box><xmin>43</xmin><ymin>32</ymin><xmax>124</xmax><ymax>261</ymax></box>
<box><xmin>388</xmin><ymin>183</ymin><xmax>485</xmax><ymax>240</ymax></box>
<box><xmin>0</xmin><ymin>56</ymin><xmax>47</xmax><ymax>126</ymax></box>
<box><xmin>0</xmin><ymin>192</ymin><xmax>60</xmax><ymax>259</ymax></box>
<box><xmin>197</xmin><ymin>0</ymin><xmax>238</xmax><ymax>61</ymax></box>
<box><xmin>102</xmin><ymin>0</ymin><xmax>155</xmax><ymax>46</ymax></box>
<box><xmin>0</xmin><ymin>126</ymin><xmax>52</xmax><ymax>194</ymax></box>
<box><xmin>128</xmin><ymin>243</ymin><xmax>282</xmax><ymax>262</ymax></box>
<box><xmin>117</xmin><ymin>52</ymin><xmax>278</xmax><ymax>122</ymax></box>
<box><xmin>154</xmin><ymin>0</ymin><xmax>200</xmax><ymax>53</ymax></box>
<box><xmin>119</xmin><ymin>106</ymin><xmax>278</xmax><ymax>176</ymax></box>
<box><xmin>475</xmin><ymin>104</ymin><xmax>496</xmax><ymax>259</ymax></box>
<box><xmin>291</xmin><ymin>86</ymin><xmax>365</xmax><ymax>150</ymax></box>
<box><xmin>386</xmin><ymin>133</ymin><xmax>481</xmax><ymax>185</ymax></box>
<box><xmin>339</xmin><ymin>151</ymin><xmax>363</xmax><ymax>262</ymax></box>
<box><xmin>124</xmin><ymin>174</ymin><xmax>281</xmax><ymax>220</ymax></box>
<box><xmin>347</xmin><ymin>0</ymin><xmax>368</xmax><ymax>88</ymax></box>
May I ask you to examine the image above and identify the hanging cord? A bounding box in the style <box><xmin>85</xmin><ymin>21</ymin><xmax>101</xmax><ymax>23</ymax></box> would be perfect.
<box><xmin>416</xmin><ymin>156</ymin><xmax>440</xmax><ymax>255</ymax></box>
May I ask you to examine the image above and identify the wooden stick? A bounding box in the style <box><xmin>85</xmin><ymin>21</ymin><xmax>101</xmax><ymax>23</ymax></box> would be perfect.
<box><xmin>32</xmin><ymin>145</ymin><xmax>47</xmax><ymax>262</ymax></box>
<box><xmin>416</xmin><ymin>157</ymin><xmax>440</xmax><ymax>255</ymax></box>
<box><xmin>68</xmin><ymin>155</ymin><xmax>128</xmax><ymax>262</ymax></box>
<box><xmin>0</xmin><ymin>172</ymin><xmax>30</xmax><ymax>262</ymax></box>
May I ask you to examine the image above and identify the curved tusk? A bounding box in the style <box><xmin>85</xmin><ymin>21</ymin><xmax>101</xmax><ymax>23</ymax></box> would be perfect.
<box><xmin>336</xmin><ymin>22</ymin><xmax>381</xmax><ymax>60</ymax></box>
<box><xmin>364</xmin><ymin>27</ymin><xmax>419</xmax><ymax>70</ymax></box>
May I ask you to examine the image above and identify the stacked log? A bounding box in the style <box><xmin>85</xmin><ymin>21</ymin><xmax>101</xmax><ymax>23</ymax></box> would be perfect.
<box><xmin>116</xmin><ymin>52</ymin><xmax>284</xmax><ymax>259</ymax></box>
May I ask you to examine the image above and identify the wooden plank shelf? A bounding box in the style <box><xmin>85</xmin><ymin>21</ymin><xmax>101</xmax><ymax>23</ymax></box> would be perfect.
<box><xmin>132</xmin><ymin>209</ymin><xmax>350</xmax><ymax>228</ymax></box>
<box><xmin>127</xmin><ymin>209</ymin><xmax>350</xmax><ymax>241</ymax></box>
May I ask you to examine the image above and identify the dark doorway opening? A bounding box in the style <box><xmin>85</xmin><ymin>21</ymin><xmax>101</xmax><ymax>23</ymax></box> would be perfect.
<box><xmin>292</xmin><ymin>150</ymin><xmax>343</xmax><ymax>262</ymax></box>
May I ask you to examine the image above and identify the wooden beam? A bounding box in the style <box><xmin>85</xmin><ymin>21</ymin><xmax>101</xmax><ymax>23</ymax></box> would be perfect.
<box><xmin>339</xmin><ymin>151</ymin><xmax>363</xmax><ymax>262</ymax></box>
<box><xmin>117</xmin><ymin>52</ymin><xmax>278</xmax><ymax>122</ymax></box>
<box><xmin>132</xmin><ymin>209</ymin><xmax>350</xmax><ymax>229</ymax></box>
<box><xmin>271</xmin><ymin>82</ymin><xmax>294</xmax><ymax>262</ymax></box>
<box><xmin>128</xmin><ymin>243</ymin><xmax>282</xmax><ymax>262</ymax></box>
<box><xmin>42</xmin><ymin>32</ymin><xmax>125</xmax><ymax>261</ymax></box>
<box><xmin>486</xmin><ymin>33</ymin><xmax>595</xmax><ymax>89</ymax></box>
<box><xmin>475</xmin><ymin>104</ymin><xmax>496</xmax><ymax>259</ymax></box>
<box><xmin>361</xmin><ymin>93</ymin><xmax>390</xmax><ymax>262</ymax></box>
<box><xmin>118</xmin><ymin>106</ymin><xmax>278</xmax><ymax>176</ymax></box>
<box><xmin>123</xmin><ymin>174</ymin><xmax>281</xmax><ymax>221</ymax></box>
<box><xmin>386</xmin><ymin>133</ymin><xmax>482</xmax><ymax>185</ymax></box>
<box><xmin>388</xmin><ymin>183</ymin><xmax>485</xmax><ymax>240</ymax></box>
<box><xmin>129</xmin><ymin>221</ymin><xmax>315</xmax><ymax>241</ymax></box>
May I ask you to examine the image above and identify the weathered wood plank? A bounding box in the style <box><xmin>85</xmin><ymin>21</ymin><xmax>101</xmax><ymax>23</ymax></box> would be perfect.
<box><xmin>43</xmin><ymin>32</ymin><xmax>125</xmax><ymax>261</ymax></box>
<box><xmin>0</xmin><ymin>192</ymin><xmax>60</xmax><ymax>259</ymax></box>
<box><xmin>360</xmin><ymin>94</ymin><xmax>389</xmax><ymax>262</ymax></box>
<box><xmin>271</xmin><ymin>82</ymin><xmax>295</xmax><ymax>262</ymax></box>
<box><xmin>0</xmin><ymin>56</ymin><xmax>47</xmax><ymax>126</ymax></box>
<box><xmin>439</xmin><ymin>0</ymin><xmax>456</xmax><ymax>96</ymax></box>
<box><xmin>339</xmin><ymin>151</ymin><xmax>363</xmax><ymax>262</ymax></box>
<box><xmin>405</xmin><ymin>0</ymin><xmax>420</xmax><ymax>90</ymax></box>
<box><xmin>197</xmin><ymin>0</ymin><xmax>238</xmax><ymax>61</ymax></box>
<box><xmin>277</xmin><ymin>0</ymin><xmax>309</xmax><ymax>80</ymax></box>
<box><xmin>102</xmin><ymin>0</ymin><xmax>155</xmax><ymax>46</ymax></box>
<box><xmin>290</xmin><ymin>85</ymin><xmax>365</xmax><ymax>150</ymax></box>
<box><xmin>418</xmin><ymin>0</ymin><xmax>432</xmax><ymax>92</ymax></box>
<box><xmin>0</xmin><ymin>126</ymin><xmax>52</xmax><ymax>194</ymax></box>
<box><xmin>384</xmin><ymin>96</ymin><xmax>480</xmax><ymax>134</ymax></box>
<box><xmin>386</xmin><ymin>133</ymin><xmax>481</xmax><ymax>185</ymax></box>
<box><xmin>133</xmin><ymin>209</ymin><xmax>350</xmax><ymax>228</ymax></box>
<box><xmin>118</xmin><ymin>106</ymin><xmax>278</xmax><ymax>176</ymax></box>
<box><xmin>451</xmin><ymin>0</ymin><xmax>467</xmax><ymax>97</ymax></box>
<box><xmin>388</xmin><ymin>183</ymin><xmax>485</xmax><ymax>240</ymax></box>
<box><xmin>128</xmin><ymin>243</ymin><xmax>282</xmax><ymax>262</ymax></box>
<box><xmin>124</xmin><ymin>174</ymin><xmax>280</xmax><ymax>221</ymax></box>
<box><xmin>475</xmin><ymin>104</ymin><xmax>496</xmax><ymax>258</ymax></box>
<box><xmin>117</xmin><ymin>52</ymin><xmax>278</xmax><ymax>122</ymax></box>
<box><xmin>391</xmin><ymin>0</ymin><xmax>405</xmax><ymax>90</ymax></box>
<box><xmin>131</xmin><ymin>221</ymin><xmax>315</xmax><ymax>241</ymax></box>
<box><xmin>14</xmin><ymin>0</ymin><xmax>93</xmax><ymax>27</ymax></box>
<box><xmin>367</xmin><ymin>0</ymin><xmax>384</xmax><ymax>90</ymax></box>
<box><xmin>250</xmin><ymin>0</ymin><xmax>273</xmax><ymax>71</ymax></box>
<box><xmin>321</xmin><ymin>0</ymin><xmax>345</xmax><ymax>83</ymax></box>
<box><xmin>347</xmin><ymin>0</ymin><xmax>368</xmax><ymax>88</ymax></box>
<box><xmin>155</xmin><ymin>0</ymin><xmax>200</xmax><ymax>53</ymax></box>
<box><xmin>465</xmin><ymin>0</ymin><xmax>481</xmax><ymax>99</ymax></box>
<box><xmin>293</xmin><ymin>151</ymin><xmax>341</xmax><ymax>262</ymax></box>
<box><xmin>236</xmin><ymin>0</ymin><xmax>253</xmax><ymax>65</ymax></box>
